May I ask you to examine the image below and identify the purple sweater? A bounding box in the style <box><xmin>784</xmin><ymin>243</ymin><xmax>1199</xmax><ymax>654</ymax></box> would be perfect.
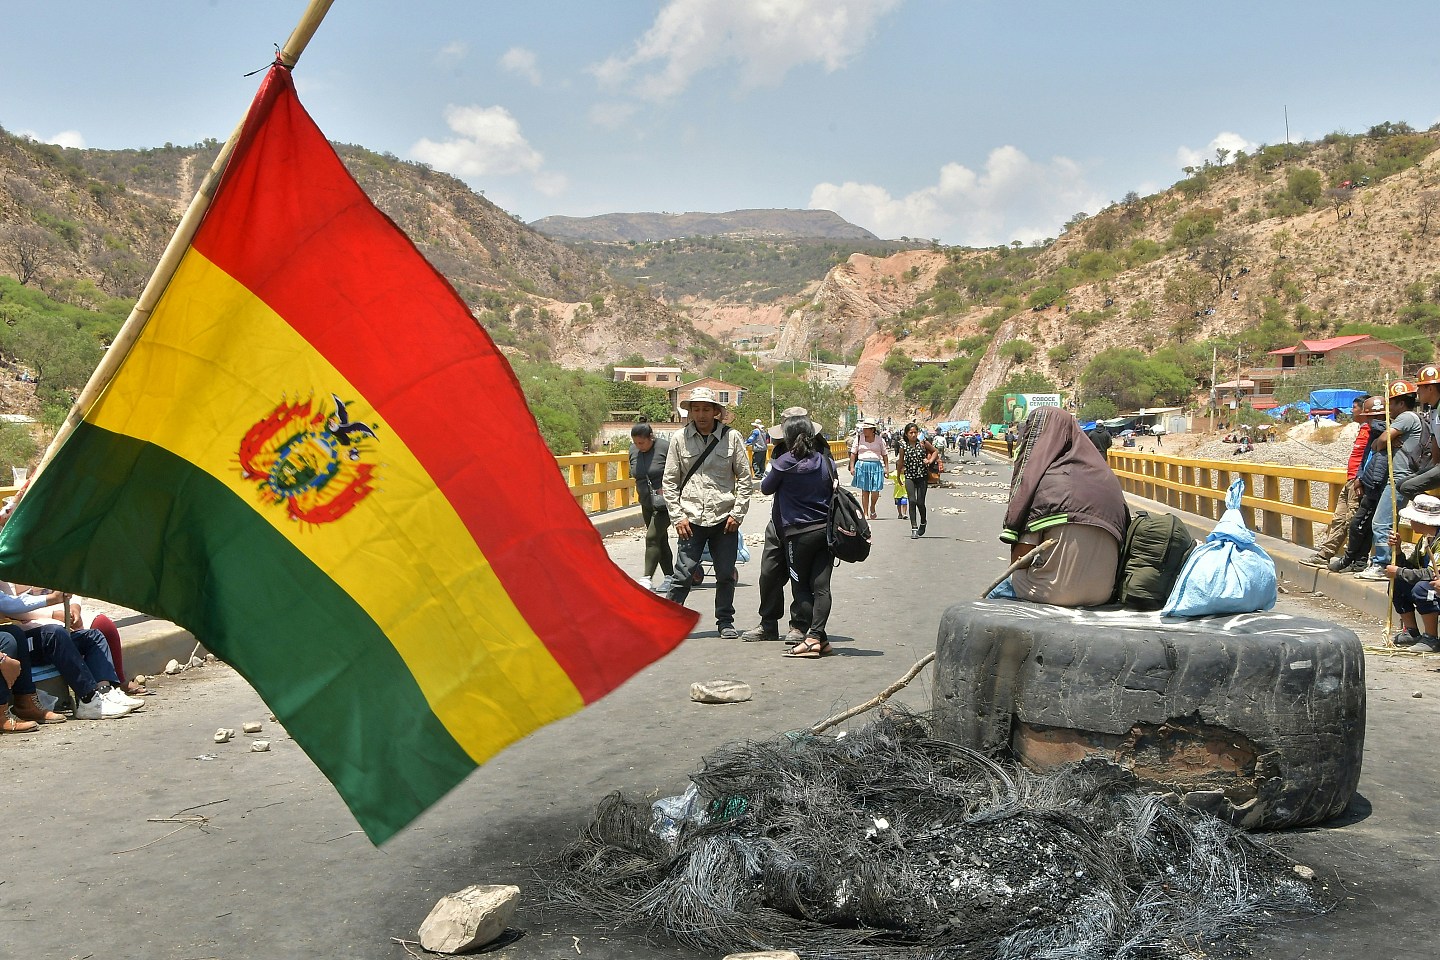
<box><xmin>761</xmin><ymin>451</ymin><xmax>831</xmax><ymax>530</ymax></box>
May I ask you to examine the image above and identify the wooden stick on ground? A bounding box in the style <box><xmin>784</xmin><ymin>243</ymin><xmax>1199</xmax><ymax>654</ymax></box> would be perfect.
<box><xmin>809</xmin><ymin>538</ymin><xmax>1057</xmax><ymax>735</ymax></box>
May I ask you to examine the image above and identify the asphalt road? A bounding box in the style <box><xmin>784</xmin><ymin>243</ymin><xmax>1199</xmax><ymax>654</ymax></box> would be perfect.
<box><xmin>3</xmin><ymin>453</ymin><xmax>1437</xmax><ymax>960</ymax></box>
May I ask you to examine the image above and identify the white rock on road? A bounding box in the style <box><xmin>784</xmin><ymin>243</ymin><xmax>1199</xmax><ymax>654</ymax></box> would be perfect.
<box><xmin>418</xmin><ymin>883</ymin><xmax>519</xmax><ymax>954</ymax></box>
<box><xmin>690</xmin><ymin>679</ymin><xmax>752</xmax><ymax>703</ymax></box>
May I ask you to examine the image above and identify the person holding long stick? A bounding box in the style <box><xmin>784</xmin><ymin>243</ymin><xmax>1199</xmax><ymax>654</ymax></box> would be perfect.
<box><xmin>1357</xmin><ymin>380</ymin><xmax>1423</xmax><ymax>581</ymax></box>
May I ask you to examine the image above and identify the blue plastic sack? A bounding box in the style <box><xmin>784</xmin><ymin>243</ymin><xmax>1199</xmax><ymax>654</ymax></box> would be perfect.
<box><xmin>1161</xmin><ymin>479</ymin><xmax>1277</xmax><ymax>617</ymax></box>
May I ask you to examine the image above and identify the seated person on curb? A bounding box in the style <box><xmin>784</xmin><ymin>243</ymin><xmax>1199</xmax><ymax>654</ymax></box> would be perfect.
<box><xmin>1384</xmin><ymin>495</ymin><xmax>1440</xmax><ymax>653</ymax></box>
<box><xmin>0</xmin><ymin>581</ymin><xmax>147</xmax><ymax>698</ymax></box>
<box><xmin>0</xmin><ymin>625</ymin><xmax>40</xmax><ymax>732</ymax></box>
<box><xmin>10</xmin><ymin>621</ymin><xmax>144</xmax><ymax>720</ymax></box>
<box><xmin>1303</xmin><ymin>395</ymin><xmax>1371</xmax><ymax>568</ymax></box>
<box><xmin>998</xmin><ymin>407</ymin><xmax>1128</xmax><ymax>607</ymax></box>
<box><xmin>1330</xmin><ymin>397</ymin><xmax>1391</xmax><ymax>574</ymax></box>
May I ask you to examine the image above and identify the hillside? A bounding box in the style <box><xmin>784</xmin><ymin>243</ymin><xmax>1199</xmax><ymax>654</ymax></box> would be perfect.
<box><xmin>0</xmin><ymin>128</ymin><xmax>719</xmax><ymax>374</ymax></box>
<box><xmin>530</xmin><ymin>208</ymin><xmax>879</xmax><ymax>243</ymax></box>
<box><xmin>762</xmin><ymin>124</ymin><xmax>1440</xmax><ymax>423</ymax></box>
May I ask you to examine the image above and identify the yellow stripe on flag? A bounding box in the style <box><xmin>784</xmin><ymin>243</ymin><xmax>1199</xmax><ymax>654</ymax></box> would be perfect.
<box><xmin>88</xmin><ymin>250</ymin><xmax>584</xmax><ymax>755</ymax></box>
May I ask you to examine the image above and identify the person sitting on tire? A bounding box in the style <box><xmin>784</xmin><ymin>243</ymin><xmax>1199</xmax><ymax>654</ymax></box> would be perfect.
<box><xmin>1002</xmin><ymin>407</ymin><xmax>1128</xmax><ymax>607</ymax></box>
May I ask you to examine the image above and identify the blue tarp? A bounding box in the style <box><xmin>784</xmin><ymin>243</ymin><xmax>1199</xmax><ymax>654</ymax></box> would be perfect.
<box><xmin>1266</xmin><ymin>401</ymin><xmax>1312</xmax><ymax>419</ymax></box>
<box><xmin>1310</xmin><ymin>388</ymin><xmax>1368</xmax><ymax>411</ymax></box>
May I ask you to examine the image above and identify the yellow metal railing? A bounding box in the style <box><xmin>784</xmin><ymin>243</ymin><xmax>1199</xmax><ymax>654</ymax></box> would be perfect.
<box><xmin>977</xmin><ymin>438</ymin><xmax>1355</xmax><ymax>550</ymax></box>
<box><xmin>1105</xmin><ymin>450</ymin><xmax>1345</xmax><ymax>549</ymax></box>
<box><xmin>561</xmin><ymin>440</ymin><xmax>850</xmax><ymax>515</ymax></box>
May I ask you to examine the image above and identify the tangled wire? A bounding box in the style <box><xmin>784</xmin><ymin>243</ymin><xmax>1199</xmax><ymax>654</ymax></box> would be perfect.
<box><xmin>544</xmin><ymin>708</ymin><xmax>1332</xmax><ymax>960</ymax></box>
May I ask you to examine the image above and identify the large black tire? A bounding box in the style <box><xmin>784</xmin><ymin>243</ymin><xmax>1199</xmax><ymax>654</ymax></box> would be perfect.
<box><xmin>931</xmin><ymin>600</ymin><xmax>1366</xmax><ymax>829</ymax></box>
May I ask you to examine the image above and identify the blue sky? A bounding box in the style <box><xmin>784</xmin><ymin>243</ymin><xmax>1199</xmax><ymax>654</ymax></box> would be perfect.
<box><xmin>5</xmin><ymin>1</ymin><xmax>1440</xmax><ymax>246</ymax></box>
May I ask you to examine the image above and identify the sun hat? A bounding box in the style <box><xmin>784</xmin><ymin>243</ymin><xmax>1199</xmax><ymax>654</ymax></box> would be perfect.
<box><xmin>858</xmin><ymin>418</ymin><xmax>877</xmax><ymax>430</ymax></box>
<box><xmin>1400</xmin><ymin>494</ymin><xmax>1440</xmax><ymax>526</ymax></box>
<box><xmin>770</xmin><ymin>410</ymin><xmax>824</xmax><ymax>440</ymax></box>
<box><xmin>679</xmin><ymin>387</ymin><xmax>725</xmax><ymax>411</ymax></box>
<box><xmin>751</xmin><ymin>419</ymin><xmax>765</xmax><ymax>428</ymax></box>
<box><xmin>1389</xmin><ymin>379</ymin><xmax>1418</xmax><ymax>398</ymax></box>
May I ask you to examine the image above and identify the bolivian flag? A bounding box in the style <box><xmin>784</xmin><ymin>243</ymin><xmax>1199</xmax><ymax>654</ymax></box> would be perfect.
<box><xmin>0</xmin><ymin>64</ymin><xmax>696</xmax><ymax>842</ymax></box>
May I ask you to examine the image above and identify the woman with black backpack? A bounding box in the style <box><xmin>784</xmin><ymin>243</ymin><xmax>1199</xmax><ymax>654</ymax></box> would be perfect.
<box><xmin>761</xmin><ymin>415</ymin><xmax>836</xmax><ymax>658</ymax></box>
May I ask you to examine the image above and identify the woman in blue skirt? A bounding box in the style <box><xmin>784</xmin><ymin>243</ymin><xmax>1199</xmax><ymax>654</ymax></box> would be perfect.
<box><xmin>848</xmin><ymin>418</ymin><xmax>891</xmax><ymax>520</ymax></box>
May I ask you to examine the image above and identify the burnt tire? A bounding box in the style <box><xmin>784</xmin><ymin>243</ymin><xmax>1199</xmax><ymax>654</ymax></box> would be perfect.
<box><xmin>931</xmin><ymin>600</ymin><xmax>1366</xmax><ymax>830</ymax></box>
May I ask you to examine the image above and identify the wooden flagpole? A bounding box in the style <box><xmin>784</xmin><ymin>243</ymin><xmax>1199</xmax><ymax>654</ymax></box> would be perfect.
<box><xmin>1384</xmin><ymin>374</ymin><xmax>1397</xmax><ymax>641</ymax></box>
<box><xmin>29</xmin><ymin>0</ymin><xmax>337</xmax><ymax>480</ymax></box>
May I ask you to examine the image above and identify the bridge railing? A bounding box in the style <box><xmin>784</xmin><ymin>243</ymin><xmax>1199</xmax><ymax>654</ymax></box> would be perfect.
<box><xmin>558</xmin><ymin>440</ymin><xmax>850</xmax><ymax>515</ymax></box>
<box><xmin>978</xmin><ymin>439</ymin><xmax>1352</xmax><ymax>550</ymax></box>
<box><xmin>1105</xmin><ymin>450</ymin><xmax>1344</xmax><ymax>549</ymax></box>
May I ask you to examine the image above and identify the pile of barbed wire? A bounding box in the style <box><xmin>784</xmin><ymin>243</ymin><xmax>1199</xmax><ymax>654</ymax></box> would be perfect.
<box><xmin>544</xmin><ymin>708</ymin><xmax>1332</xmax><ymax>960</ymax></box>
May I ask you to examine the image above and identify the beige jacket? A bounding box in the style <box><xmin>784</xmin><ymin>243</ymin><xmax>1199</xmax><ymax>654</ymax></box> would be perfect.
<box><xmin>661</xmin><ymin>422</ymin><xmax>752</xmax><ymax>527</ymax></box>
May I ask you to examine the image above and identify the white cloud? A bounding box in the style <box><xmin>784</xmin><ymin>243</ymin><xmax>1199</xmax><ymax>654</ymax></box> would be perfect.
<box><xmin>17</xmin><ymin>128</ymin><xmax>85</xmax><ymax>148</ymax></box>
<box><xmin>809</xmin><ymin>146</ymin><xmax>1107</xmax><ymax>246</ymax></box>
<box><xmin>499</xmin><ymin>46</ymin><xmax>541</xmax><ymax>85</ymax></box>
<box><xmin>436</xmin><ymin>41</ymin><xmax>468</xmax><ymax>68</ymax></box>
<box><xmin>1176</xmin><ymin>131</ymin><xmax>1258</xmax><ymax>171</ymax></box>
<box><xmin>594</xmin><ymin>0</ymin><xmax>902</xmax><ymax>101</ymax></box>
<box><xmin>410</xmin><ymin>105</ymin><xmax>562</xmax><ymax>196</ymax></box>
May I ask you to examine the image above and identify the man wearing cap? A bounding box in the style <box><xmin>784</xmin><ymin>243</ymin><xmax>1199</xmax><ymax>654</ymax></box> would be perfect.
<box><xmin>746</xmin><ymin>419</ymin><xmax>768</xmax><ymax>478</ymax></box>
<box><xmin>1399</xmin><ymin>364</ymin><xmax>1440</xmax><ymax>501</ymax></box>
<box><xmin>1356</xmin><ymin>380</ymin><xmax>1427</xmax><ymax>580</ymax></box>
<box><xmin>662</xmin><ymin>387</ymin><xmax>752</xmax><ymax>638</ymax></box>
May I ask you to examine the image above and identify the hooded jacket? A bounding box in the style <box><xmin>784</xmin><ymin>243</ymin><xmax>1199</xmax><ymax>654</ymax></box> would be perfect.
<box><xmin>1003</xmin><ymin>407</ymin><xmax>1127</xmax><ymax>544</ymax></box>
<box><xmin>761</xmin><ymin>449</ymin><xmax>831</xmax><ymax>531</ymax></box>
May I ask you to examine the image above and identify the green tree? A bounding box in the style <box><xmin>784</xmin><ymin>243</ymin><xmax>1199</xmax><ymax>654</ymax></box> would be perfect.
<box><xmin>882</xmin><ymin>348</ymin><xmax>912</xmax><ymax>377</ymax></box>
<box><xmin>0</xmin><ymin>422</ymin><xmax>38</xmax><ymax>477</ymax></box>
<box><xmin>1286</xmin><ymin>168</ymin><xmax>1324</xmax><ymax>205</ymax></box>
<box><xmin>1080</xmin><ymin>349</ymin><xmax>1192</xmax><ymax>411</ymax></box>
<box><xmin>1000</xmin><ymin>339</ymin><xmax>1035</xmax><ymax>363</ymax></box>
<box><xmin>1163</xmin><ymin>267</ymin><xmax>1212</xmax><ymax>317</ymax></box>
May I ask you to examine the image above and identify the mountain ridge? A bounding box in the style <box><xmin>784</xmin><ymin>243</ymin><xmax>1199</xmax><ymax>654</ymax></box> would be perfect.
<box><xmin>530</xmin><ymin>208</ymin><xmax>879</xmax><ymax>242</ymax></box>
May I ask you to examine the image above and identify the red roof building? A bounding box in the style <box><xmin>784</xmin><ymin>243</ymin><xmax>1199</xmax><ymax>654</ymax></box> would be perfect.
<box><xmin>1239</xmin><ymin>334</ymin><xmax>1406</xmax><ymax>403</ymax></box>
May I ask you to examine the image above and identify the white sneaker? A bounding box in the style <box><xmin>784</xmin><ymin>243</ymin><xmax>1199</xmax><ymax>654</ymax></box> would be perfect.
<box><xmin>103</xmin><ymin>687</ymin><xmax>145</xmax><ymax>711</ymax></box>
<box><xmin>1354</xmin><ymin>565</ymin><xmax>1388</xmax><ymax>581</ymax></box>
<box><xmin>74</xmin><ymin>692</ymin><xmax>133</xmax><ymax>720</ymax></box>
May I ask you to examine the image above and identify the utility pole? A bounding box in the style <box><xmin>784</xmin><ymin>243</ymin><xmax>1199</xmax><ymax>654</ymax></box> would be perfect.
<box><xmin>1210</xmin><ymin>345</ymin><xmax>1219</xmax><ymax>428</ymax></box>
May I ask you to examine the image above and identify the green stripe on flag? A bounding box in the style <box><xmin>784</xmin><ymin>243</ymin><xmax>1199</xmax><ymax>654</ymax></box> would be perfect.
<box><xmin>0</xmin><ymin>422</ymin><xmax>476</xmax><ymax>843</ymax></box>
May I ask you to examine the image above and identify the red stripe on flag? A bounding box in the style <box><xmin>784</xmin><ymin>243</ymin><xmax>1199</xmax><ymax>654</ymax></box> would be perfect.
<box><xmin>192</xmin><ymin>66</ymin><xmax>694</xmax><ymax>700</ymax></box>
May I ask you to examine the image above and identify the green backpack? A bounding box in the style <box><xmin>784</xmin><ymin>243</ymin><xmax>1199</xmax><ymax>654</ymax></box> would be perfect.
<box><xmin>1114</xmin><ymin>512</ymin><xmax>1196</xmax><ymax>610</ymax></box>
